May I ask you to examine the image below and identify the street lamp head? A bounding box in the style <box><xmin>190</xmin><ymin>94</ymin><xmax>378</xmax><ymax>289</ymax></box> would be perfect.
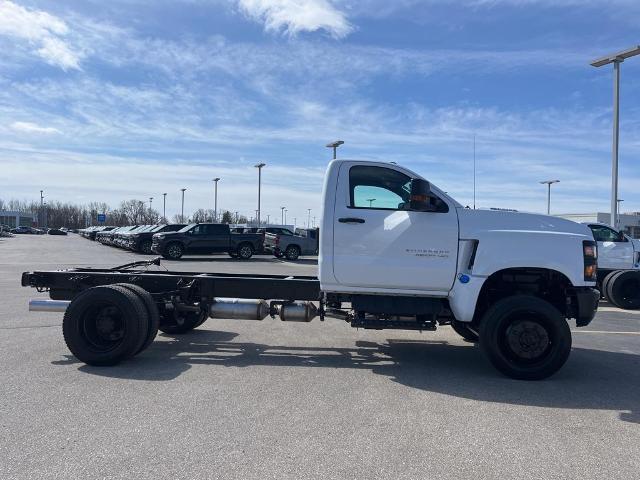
<box><xmin>213</xmin><ymin>177</ymin><xmax>220</xmax><ymax>182</ymax></box>
<box><xmin>181</xmin><ymin>188</ymin><xmax>187</xmax><ymax>192</ymax></box>
<box><xmin>539</xmin><ymin>180</ymin><xmax>560</xmax><ymax>185</ymax></box>
<box><xmin>254</xmin><ymin>163</ymin><xmax>266</xmax><ymax>168</ymax></box>
<box><xmin>325</xmin><ymin>140</ymin><xmax>344</xmax><ymax>148</ymax></box>
<box><xmin>591</xmin><ymin>45</ymin><xmax>640</xmax><ymax>67</ymax></box>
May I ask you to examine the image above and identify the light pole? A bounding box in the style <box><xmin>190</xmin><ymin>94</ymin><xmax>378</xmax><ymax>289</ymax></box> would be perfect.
<box><xmin>367</xmin><ymin>198</ymin><xmax>376</xmax><ymax>208</ymax></box>
<box><xmin>617</xmin><ymin>199</ymin><xmax>624</xmax><ymax>227</ymax></box>
<box><xmin>326</xmin><ymin>140</ymin><xmax>344</xmax><ymax>159</ymax></box>
<box><xmin>162</xmin><ymin>193</ymin><xmax>167</xmax><ymax>223</ymax></box>
<box><xmin>591</xmin><ymin>45</ymin><xmax>640</xmax><ymax>228</ymax></box>
<box><xmin>212</xmin><ymin>177</ymin><xmax>220</xmax><ymax>222</ymax></box>
<box><xmin>281</xmin><ymin>206</ymin><xmax>286</xmax><ymax>225</ymax></box>
<box><xmin>39</xmin><ymin>190</ymin><xmax>44</xmax><ymax>228</ymax></box>
<box><xmin>180</xmin><ymin>188</ymin><xmax>186</xmax><ymax>223</ymax></box>
<box><xmin>266</xmin><ymin>214</ymin><xmax>270</xmax><ymax>224</ymax></box>
<box><xmin>149</xmin><ymin>196</ymin><xmax>153</xmax><ymax>214</ymax></box>
<box><xmin>254</xmin><ymin>163</ymin><xmax>266</xmax><ymax>226</ymax></box>
<box><xmin>307</xmin><ymin>208</ymin><xmax>311</xmax><ymax>228</ymax></box>
<box><xmin>539</xmin><ymin>180</ymin><xmax>559</xmax><ymax>215</ymax></box>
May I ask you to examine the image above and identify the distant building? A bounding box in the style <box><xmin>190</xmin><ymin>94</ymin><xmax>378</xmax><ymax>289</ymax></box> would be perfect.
<box><xmin>558</xmin><ymin>212</ymin><xmax>640</xmax><ymax>239</ymax></box>
<box><xmin>0</xmin><ymin>210</ymin><xmax>37</xmax><ymax>228</ymax></box>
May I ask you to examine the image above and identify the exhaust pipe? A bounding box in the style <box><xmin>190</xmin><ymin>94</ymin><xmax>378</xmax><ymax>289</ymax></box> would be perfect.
<box><xmin>279</xmin><ymin>302</ymin><xmax>318</xmax><ymax>322</ymax></box>
<box><xmin>209</xmin><ymin>298</ymin><xmax>270</xmax><ymax>320</ymax></box>
<box><xmin>29</xmin><ymin>299</ymin><xmax>70</xmax><ymax>313</ymax></box>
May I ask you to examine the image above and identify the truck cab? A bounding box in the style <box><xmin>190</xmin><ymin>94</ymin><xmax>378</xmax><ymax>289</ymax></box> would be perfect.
<box><xmin>320</xmin><ymin>160</ymin><xmax>599</xmax><ymax>378</ymax></box>
<box><xmin>585</xmin><ymin>223</ymin><xmax>640</xmax><ymax>272</ymax></box>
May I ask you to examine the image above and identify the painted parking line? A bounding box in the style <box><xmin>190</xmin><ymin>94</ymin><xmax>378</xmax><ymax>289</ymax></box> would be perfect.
<box><xmin>573</xmin><ymin>330</ymin><xmax>640</xmax><ymax>335</ymax></box>
<box><xmin>598</xmin><ymin>306</ymin><xmax>640</xmax><ymax>314</ymax></box>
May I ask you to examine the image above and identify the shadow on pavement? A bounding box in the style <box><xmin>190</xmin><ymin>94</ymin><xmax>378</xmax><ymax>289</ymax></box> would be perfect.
<box><xmin>57</xmin><ymin>329</ymin><xmax>640</xmax><ymax>424</ymax></box>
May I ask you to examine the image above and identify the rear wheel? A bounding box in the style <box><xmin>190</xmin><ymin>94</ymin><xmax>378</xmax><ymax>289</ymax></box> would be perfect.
<box><xmin>113</xmin><ymin>283</ymin><xmax>159</xmax><ymax>354</ymax></box>
<box><xmin>601</xmin><ymin>270</ymin><xmax>620</xmax><ymax>301</ymax></box>
<box><xmin>62</xmin><ymin>285</ymin><xmax>149</xmax><ymax>365</ymax></box>
<box><xmin>158</xmin><ymin>308</ymin><xmax>208</xmax><ymax>334</ymax></box>
<box><xmin>285</xmin><ymin>245</ymin><xmax>301</xmax><ymax>261</ymax></box>
<box><xmin>451</xmin><ymin>320</ymin><xmax>479</xmax><ymax>342</ymax></box>
<box><xmin>479</xmin><ymin>295</ymin><xmax>571</xmax><ymax>380</ymax></box>
<box><xmin>237</xmin><ymin>243</ymin><xmax>254</xmax><ymax>260</ymax></box>
<box><xmin>606</xmin><ymin>270</ymin><xmax>640</xmax><ymax>310</ymax></box>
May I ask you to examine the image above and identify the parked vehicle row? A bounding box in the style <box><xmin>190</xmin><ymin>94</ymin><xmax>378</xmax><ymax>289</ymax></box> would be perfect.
<box><xmin>8</xmin><ymin>226</ymin><xmax>69</xmax><ymax>235</ymax></box>
<box><xmin>79</xmin><ymin>222</ymin><xmax>266</xmax><ymax>260</ymax></box>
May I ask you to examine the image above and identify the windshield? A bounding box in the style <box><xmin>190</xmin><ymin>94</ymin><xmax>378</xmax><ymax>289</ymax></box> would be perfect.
<box><xmin>178</xmin><ymin>223</ymin><xmax>197</xmax><ymax>233</ymax></box>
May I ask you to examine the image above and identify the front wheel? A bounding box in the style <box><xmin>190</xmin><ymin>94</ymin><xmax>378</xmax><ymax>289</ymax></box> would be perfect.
<box><xmin>163</xmin><ymin>242</ymin><xmax>184</xmax><ymax>260</ymax></box>
<box><xmin>479</xmin><ymin>295</ymin><xmax>571</xmax><ymax>380</ymax></box>
<box><xmin>139</xmin><ymin>240</ymin><xmax>153</xmax><ymax>255</ymax></box>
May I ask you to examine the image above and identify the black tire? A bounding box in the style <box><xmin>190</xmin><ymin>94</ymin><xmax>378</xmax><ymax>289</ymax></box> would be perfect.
<box><xmin>285</xmin><ymin>245</ymin><xmax>301</xmax><ymax>261</ymax></box>
<box><xmin>113</xmin><ymin>283</ymin><xmax>159</xmax><ymax>354</ymax></box>
<box><xmin>62</xmin><ymin>285</ymin><xmax>149</xmax><ymax>366</ymax></box>
<box><xmin>163</xmin><ymin>242</ymin><xmax>184</xmax><ymax>260</ymax></box>
<box><xmin>237</xmin><ymin>243</ymin><xmax>254</xmax><ymax>260</ymax></box>
<box><xmin>158</xmin><ymin>308</ymin><xmax>208</xmax><ymax>334</ymax></box>
<box><xmin>479</xmin><ymin>295</ymin><xmax>571</xmax><ymax>380</ymax></box>
<box><xmin>228</xmin><ymin>251</ymin><xmax>238</xmax><ymax>258</ymax></box>
<box><xmin>451</xmin><ymin>320</ymin><xmax>479</xmax><ymax>342</ymax></box>
<box><xmin>139</xmin><ymin>240</ymin><xmax>153</xmax><ymax>255</ymax></box>
<box><xmin>606</xmin><ymin>270</ymin><xmax>640</xmax><ymax>310</ymax></box>
<box><xmin>601</xmin><ymin>270</ymin><xmax>620</xmax><ymax>301</ymax></box>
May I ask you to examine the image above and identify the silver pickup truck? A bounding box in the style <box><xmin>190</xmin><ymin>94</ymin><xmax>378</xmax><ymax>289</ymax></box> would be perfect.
<box><xmin>264</xmin><ymin>228</ymin><xmax>319</xmax><ymax>260</ymax></box>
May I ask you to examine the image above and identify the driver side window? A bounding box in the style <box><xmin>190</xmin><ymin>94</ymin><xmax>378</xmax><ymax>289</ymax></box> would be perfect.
<box><xmin>590</xmin><ymin>225</ymin><xmax>623</xmax><ymax>242</ymax></box>
<box><xmin>349</xmin><ymin>166</ymin><xmax>411</xmax><ymax>210</ymax></box>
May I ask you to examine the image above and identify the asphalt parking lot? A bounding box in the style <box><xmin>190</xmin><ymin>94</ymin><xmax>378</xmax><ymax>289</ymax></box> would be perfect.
<box><xmin>1</xmin><ymin>234</ymin><xmax>639</xmax><ymax>479</ymax></box>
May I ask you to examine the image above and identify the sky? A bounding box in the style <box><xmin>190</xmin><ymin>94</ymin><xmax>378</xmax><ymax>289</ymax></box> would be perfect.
<box><xmin>0</xmin><ymin>0</ymin><xmax>639</xmax><ymax>224</ymax></box>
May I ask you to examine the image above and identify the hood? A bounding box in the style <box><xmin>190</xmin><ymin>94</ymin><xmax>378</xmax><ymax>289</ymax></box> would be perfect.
<box><xmin>457</xmin><ymin>208</ymin><xmax>593</xmax><ymax>240</ymax></box>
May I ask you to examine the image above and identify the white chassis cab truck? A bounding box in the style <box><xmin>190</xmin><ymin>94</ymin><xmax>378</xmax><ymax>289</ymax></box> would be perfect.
<box><xmin>584</xmin><ymin>223</ymin><xmax>640</xmax><ymax>309</ymax></box>
<box><xmin>23</xmin><ymin>160</ymin><xmax>599</xmax><ymax>380</ymax></box>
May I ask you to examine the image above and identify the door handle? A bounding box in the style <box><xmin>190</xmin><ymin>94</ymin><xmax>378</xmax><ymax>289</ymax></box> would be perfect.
<box><xmin>338</xmin><ymin>217</ymin><xmax>365</xmax><ymax>224</ymax></box>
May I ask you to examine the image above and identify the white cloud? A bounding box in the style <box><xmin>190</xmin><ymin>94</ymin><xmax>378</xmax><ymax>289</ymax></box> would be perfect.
<box><xmin>10</xmin><ymin>121</ymin><xmax>61</xmax><ymax>134</ymax></box>
<box><xmin>238</xmin><ymin>0</ymin><xmax>352</xmax><ymax>38</ymax></box>
<box><xmin>0</xmin><ymin>0</ymin><xmax>80</xmax><ymax>70</ymax></box>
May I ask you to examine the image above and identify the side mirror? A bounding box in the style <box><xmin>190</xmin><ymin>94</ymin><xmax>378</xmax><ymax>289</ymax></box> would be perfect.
<box><xmin>409</xmin><ymin>179</ymin><xmax>437</xmax><ymax>212</ymax></box>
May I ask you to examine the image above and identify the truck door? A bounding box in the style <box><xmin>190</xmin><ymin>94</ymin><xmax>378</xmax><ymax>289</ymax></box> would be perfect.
<box><xmin>188</xmin><ymin>224</ymin><xmax>227</xmax><ymax>253</ymax></box>
<box><xmin>332</xmin><ymin>163</ymin><xmax>459</xmax><ymax>293</ymax></box>
<box><xmin>589</xmin><ymin>224</ymin><xmax>635</xmax><ymax>270</ymax></box>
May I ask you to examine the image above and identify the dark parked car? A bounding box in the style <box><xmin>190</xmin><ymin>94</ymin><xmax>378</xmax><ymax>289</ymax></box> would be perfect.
<box><xmin>47</xmin><ymin>228</ymin><xmax>68</xmax><ymax>235</ymax></box>
<box><xmin>10</xmin><ymin>226</ymin><xmax>43</xmax><ymax>234</ymax></box>
<box><xmin>151</xmin><ymin>223</ymin><xmax>263</xmax><ymax>260</ymax></box>
<box><xmin>125</xmin><ymin>223</ymin><xmax>186</xmax><ymax>254</ymax></box>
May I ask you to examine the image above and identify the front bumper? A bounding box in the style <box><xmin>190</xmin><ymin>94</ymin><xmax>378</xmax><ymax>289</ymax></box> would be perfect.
<box><xmin>572</xmin><ymin>287</ymin><xmax>600</xmax><ymax>327</ymax></box>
